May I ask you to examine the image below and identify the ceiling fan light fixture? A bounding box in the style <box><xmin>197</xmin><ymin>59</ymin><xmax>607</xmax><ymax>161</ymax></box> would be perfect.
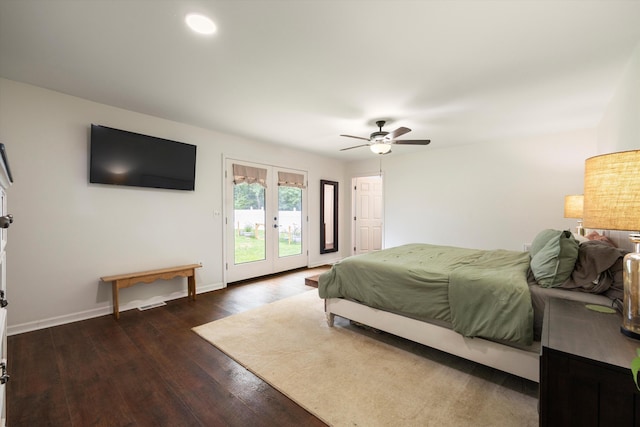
<box><xmin>370</xmin><ymin>143</ymin><xmax>391</xmax><ymax>154</ymax></box>
<box><xmin>339</xmin><ymin>120</ymin><xmax>430</xmax><ymax>153</ymax></box>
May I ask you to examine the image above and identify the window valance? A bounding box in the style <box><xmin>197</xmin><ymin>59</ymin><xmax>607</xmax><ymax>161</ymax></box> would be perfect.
<box><xmin>277</xmin><ymin>171</ymin><xmax>306</xmax><ymax>189</ymax></box>
<box><xmin>233</xmin><ymin>164</ymin><xmax>267</xmax><ymax>188</ymax></box>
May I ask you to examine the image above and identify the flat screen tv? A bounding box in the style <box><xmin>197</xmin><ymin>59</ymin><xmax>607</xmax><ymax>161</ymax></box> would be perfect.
<box><xmin>90</xmin><ymin>124</ymin><xmax>196</xmax><ymax>191</ymax></box>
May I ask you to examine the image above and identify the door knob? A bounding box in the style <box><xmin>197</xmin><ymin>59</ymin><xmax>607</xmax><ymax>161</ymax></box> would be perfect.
<box><xmin>0</xmin><ymin>214</ymin><xmax>12</xmax><ymax>229</ymax></box>
<box><xmin>0</xmin><ymin>361</ymin><xmax>9</xmax><ymax>385</ymax></box>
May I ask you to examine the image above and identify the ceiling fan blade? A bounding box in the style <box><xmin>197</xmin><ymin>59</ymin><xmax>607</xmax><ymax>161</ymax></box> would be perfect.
<box><xmin>340</xmin><ymin>134</ymin><xmax>371</xmax><ymax>141</ymax></box>
<box><xmin>385</xmin><ymin>126</ymin><xmax>411</xmax><ymax>140</ymax></box>
<box><xmin>393</xmin><ymin>139</ymin><xmax>431</xmax><ymax>145</ymax></box>
<box><xmin>339</xmin><ymin>144</ymin><xmax>370</xmax><ymax>151</ymax></box>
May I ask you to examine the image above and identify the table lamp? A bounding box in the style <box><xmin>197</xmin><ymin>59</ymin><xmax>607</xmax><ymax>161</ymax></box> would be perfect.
<box><xmin>583</xmin><ymin>150</ymin><xmax>640</xmax><ymax>339</ymax></box>
<box><xmin>564</xmin><ymin>195</ymin><xmax>585</xmax><ymax>236</ymax></box>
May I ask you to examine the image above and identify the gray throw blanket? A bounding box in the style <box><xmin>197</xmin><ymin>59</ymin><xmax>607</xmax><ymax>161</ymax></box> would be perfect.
<box><xmin>558</xmin><ymin>240</ymin><xmax>627</xmax><ymax>298</ymax></box>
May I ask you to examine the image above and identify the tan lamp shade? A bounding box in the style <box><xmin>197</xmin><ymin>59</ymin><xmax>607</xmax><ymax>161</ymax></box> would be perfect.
<box><xmin>583</xmin><ymin>150</ymin><xmax>640</xmax><ymax>231</ymax></box>
<box><xmin>563</xmin><ymin>195</ymin><xmax>584</xmax><ymax>219</ymax></box>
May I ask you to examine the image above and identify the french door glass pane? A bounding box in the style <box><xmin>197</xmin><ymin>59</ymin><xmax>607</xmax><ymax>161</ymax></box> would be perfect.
<box><xmin>233</xmin><ymin>182</ymin><xmax>266</xmax><ymax>264</ymax></box>
<box><xmin>278</xmin><ymin>186</ymin><xmax>302</xmax><ymax>258</ymax></box>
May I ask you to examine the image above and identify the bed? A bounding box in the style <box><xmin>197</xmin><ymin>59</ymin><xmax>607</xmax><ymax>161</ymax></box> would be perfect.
<box><xmin>318</xmin><ymin>230</ymin><xmax>627</xmax><ymax>383</ymax></box>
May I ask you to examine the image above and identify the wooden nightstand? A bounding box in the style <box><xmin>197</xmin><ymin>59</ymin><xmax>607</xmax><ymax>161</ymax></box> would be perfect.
<box><xmin>539</xmin><ymin>297</ymin><xmax>640</xmax><ymax>426</ymax></box>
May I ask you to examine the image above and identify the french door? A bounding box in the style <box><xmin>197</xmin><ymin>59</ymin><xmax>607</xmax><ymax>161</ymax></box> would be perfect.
<box><xmin>225</xmin><ymin>159</ymin><xmax>307</xmax><ymax>283</ymax></box>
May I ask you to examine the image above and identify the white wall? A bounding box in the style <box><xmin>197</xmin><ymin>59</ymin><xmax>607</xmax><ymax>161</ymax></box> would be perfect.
<box><xmin>347</xmin><ymin>129</ymin><xmax>597</xmax><ymax>252</ymax></box>
<box><xmin>598</xmin><ymin>41</ymin><xmax>640</xmax><ymax>153</ymax></box>
<box><xmin>0</xmin><ymin>78</ymin><xmax>347</xmax><ymax>333</ymax></box>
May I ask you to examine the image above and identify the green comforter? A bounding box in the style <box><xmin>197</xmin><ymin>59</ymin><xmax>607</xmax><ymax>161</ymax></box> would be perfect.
<box><xmin>318</xmin><ymin>243</ymin><xmax>533</xmax><ymax>345</ymax></box>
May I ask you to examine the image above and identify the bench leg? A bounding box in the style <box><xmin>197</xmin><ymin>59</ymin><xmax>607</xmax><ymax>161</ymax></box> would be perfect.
<box><xmin>112</xmin><ymin>281</ymin><xmax>120</xmax><ymax>319</ymax></box>
<box><xmin>188</xmin><ymin>274</ymin><xmax>196</xmax><ymax>301</ymax></box>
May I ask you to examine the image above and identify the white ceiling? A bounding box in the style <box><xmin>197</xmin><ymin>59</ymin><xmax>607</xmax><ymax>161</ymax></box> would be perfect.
<box><xmin>1</xmin><ymin>0</ymin><xmax>640</xmax><ymax>160</ymax></box>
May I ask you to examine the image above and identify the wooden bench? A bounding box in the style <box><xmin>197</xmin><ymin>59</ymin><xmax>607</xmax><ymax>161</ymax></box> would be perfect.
<box><xmin>305</xmin><ymin>274</ymin><xmax>320</xmax><ymax>288</ymax></box>
<box><xmin>101</xmin><ymin>264</ymin><xmax>202</xmax><ymax>319</ymax></box>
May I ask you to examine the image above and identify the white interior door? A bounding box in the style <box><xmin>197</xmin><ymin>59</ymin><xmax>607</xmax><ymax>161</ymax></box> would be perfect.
<box><xmin>353</xmin><ymin>175</ymin><xmax>383</xmax><ymax>255</ymax></box>
<box><xmin>225</xmin><ymin>159</ymin><xmax>307</xmax><ymax>283</ymax></box>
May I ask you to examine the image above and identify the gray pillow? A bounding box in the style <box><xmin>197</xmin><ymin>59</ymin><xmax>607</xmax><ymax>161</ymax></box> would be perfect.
<box><xmin>530</xmin><ymin>229</ymin><xmax>579</xmax><ymax>287</ymax></box>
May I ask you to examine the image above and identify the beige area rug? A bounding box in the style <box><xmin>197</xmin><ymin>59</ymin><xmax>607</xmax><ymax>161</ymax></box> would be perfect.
<box><xmin>193</xmin><ymin>290</ymin><xmax>538</xmax><ymax>426</ymax></box>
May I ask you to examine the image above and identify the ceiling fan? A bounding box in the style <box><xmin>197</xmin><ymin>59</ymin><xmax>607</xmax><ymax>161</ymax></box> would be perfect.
<box><xmin>340</xmin><ymin>120</ymin><xmax>431</xmax><ymax>154</ymax></box>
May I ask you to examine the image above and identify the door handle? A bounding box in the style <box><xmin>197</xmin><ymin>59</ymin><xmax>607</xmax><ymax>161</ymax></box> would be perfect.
<box><xmin>0</xmin><ymin>214</ymin><xmax>13</xmax><ymax>229</ymax></box>
<box><xmin>0</xmin><ymin>360</ymin><xmax>9</xmax><ymax>385</ymax></box>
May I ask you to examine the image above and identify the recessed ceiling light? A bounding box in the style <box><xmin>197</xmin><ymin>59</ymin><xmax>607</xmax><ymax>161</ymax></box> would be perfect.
<box><xmin>185</xmin><ymin>13</ymin><xmax>217</xmax><ymax>35</ymax></box>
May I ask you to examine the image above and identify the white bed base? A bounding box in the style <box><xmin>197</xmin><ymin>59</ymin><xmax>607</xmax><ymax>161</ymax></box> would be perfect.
<box><xmin>325</xmin><ymin>297</ymin><xmax>540</xmax><ymax>383</ymax></box>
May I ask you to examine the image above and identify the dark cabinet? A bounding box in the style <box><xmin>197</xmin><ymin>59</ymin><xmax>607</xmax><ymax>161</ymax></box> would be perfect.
<box><xmin>540</xmin><ymin>297</ymin><xmax>640</xmax><ymax>426</ymax></box>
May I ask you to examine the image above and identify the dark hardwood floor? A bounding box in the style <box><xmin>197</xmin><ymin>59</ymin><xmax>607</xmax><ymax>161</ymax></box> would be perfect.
<box><xmin>7</xmin><ymin>267</ymin><xmax>330</xmax><ymax>427</ymax></box>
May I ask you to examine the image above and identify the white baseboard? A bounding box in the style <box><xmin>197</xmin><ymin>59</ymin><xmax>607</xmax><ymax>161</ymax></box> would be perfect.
<box><xmin>7</xmin><ymin>281</ymin><xmax>225</xmax><ymax>336</ymax></box>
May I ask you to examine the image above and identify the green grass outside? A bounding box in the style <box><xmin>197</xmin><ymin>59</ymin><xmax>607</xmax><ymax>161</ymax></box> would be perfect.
<box><xmin>234</xmin><ymin>231</ymin><xmax>302</xmax><ymax>264</ymax></box>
